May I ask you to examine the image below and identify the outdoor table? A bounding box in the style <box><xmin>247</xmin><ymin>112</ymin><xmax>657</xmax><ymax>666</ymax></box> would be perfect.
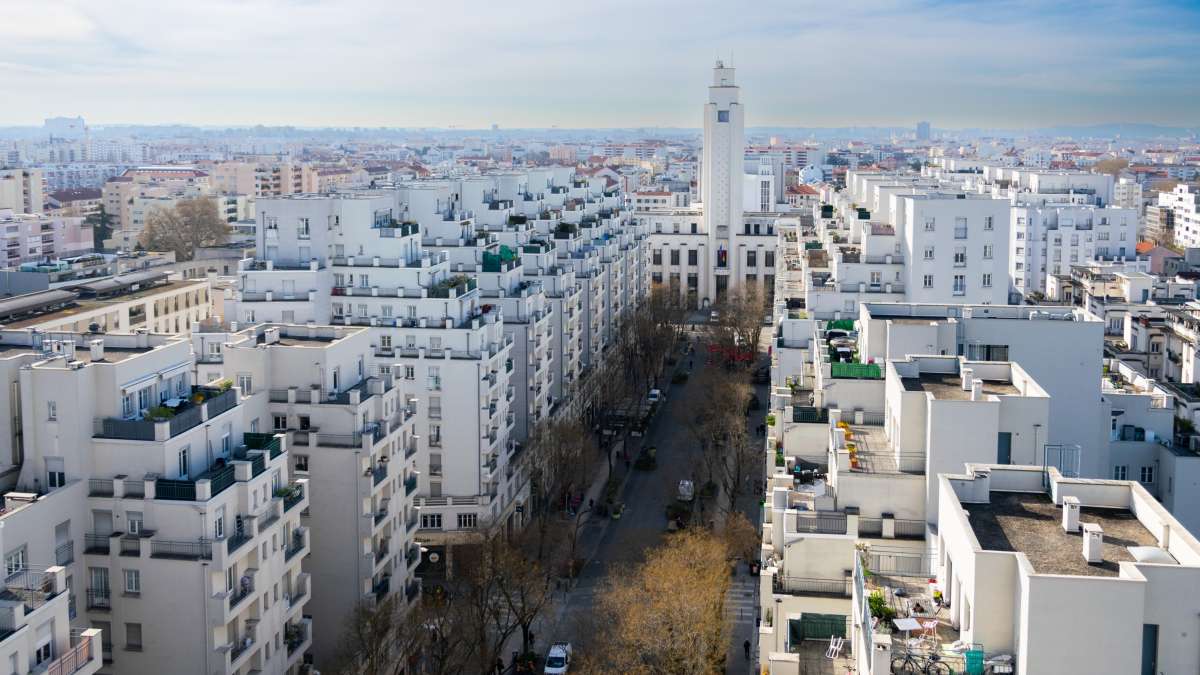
<box><xmin>893</xmin><ymin>617</ymin><xmax>921</xmax><ymax>642</ymax></box>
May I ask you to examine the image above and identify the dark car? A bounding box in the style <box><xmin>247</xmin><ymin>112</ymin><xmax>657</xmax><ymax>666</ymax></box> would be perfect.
<box><xmin>752</xmin><ymin>365</ymin><xmax>770</xmax><ymax>384</ymax></box>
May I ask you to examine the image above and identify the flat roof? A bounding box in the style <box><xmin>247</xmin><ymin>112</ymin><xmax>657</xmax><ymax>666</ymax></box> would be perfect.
<box><xmin>966</xmin><ymin>492</ymin><xmax>1159</xmax><ymax>577</ymax></box>
<box><xmin>901</xmin><ymin>373</ymin><xmax>1019</xmax><ymax>399</ymax></box>
<box><xmin>3</xmin><ymin>280</ymin><xmax>203</xmax><ymax>329</ymax></box>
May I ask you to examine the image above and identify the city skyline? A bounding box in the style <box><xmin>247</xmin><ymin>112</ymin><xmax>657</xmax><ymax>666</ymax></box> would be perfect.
<box><xmin>3</xmin><ymin>0</ymin><xmax>1199</xmax><ymax>129</ymax></box>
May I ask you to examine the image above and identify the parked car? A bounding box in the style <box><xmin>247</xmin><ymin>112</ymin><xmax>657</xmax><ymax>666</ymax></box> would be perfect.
<box><xmin>647</xmin><ymin>388</ymin><xmax>662</xmax><ymax>404</ymax></box>
<box><xmin>678</xmin><ymin>479</ymin><xmax>695</xmax><ymax>502</ymax></box>
<box><xmin>709</xmin><ymin>310</ymin><xmax>720</xmax><ymax>323</ymax></box>
<box><xmin>544</xmin><ymin>642</ymin><xmax>572</xmax><ymax>674</ymax></box>
<box><xmin>752</xmin><ymin>365</ymin><xmax>770</xmax><ymax>384</ymax></box>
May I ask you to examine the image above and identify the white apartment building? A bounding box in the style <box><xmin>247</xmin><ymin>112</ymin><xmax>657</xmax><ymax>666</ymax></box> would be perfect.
<box><xmin>0</xmin><ymin>329</ymin><xmax>312</xmax><ymax>674</ymax></box>
<box><xmin>1114</xmin><ymin>176</ymin><xmax>1144</xmax><ymax>211</ymax></box>
<box><xmin>217</xmin><ymin>323</ymin><xmax>421</xmax><ymax>668</ymax></box>
<box><xmin>1010</xmin><ymin>204</ymin><xmax>1139</xmax><ymax>293</ymax></box>
<box><xmin>1157</xmin><ymin>183</ymin><xmax>1200</xmax><ymax>249</ymax></box>
<box><xmin>856</xmin><ymin>302</ymin><xmax>1105</xmax><ymax>476</ymax></box>
<box><xmin>0</xmin><ymin>169</ymin><xmax>44</xmax><ymax>215</ymax></box>
<box><xmin>0</xmin><ymin>271</ymin><xmax>212</xmax><ymax>335</ymax></box>
<box><xmin>932</xmin><ymin>464</ymin><xmax>1200</xmax><ymax>675</ymax></box>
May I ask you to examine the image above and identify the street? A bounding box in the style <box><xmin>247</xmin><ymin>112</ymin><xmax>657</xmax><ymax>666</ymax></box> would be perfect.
<box><xmin>542</xmin><ymin>321</ymin><xmax>770</xmax><ymax>674</ymax></box>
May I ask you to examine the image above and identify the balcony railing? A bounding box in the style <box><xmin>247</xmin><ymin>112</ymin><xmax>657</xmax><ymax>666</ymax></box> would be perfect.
<box><xmin>228</xmin><ymin>579</ymin><xmax>254</xmax><ymax>612</ymax></box>
<box><xmin>372</xmin><ymin>464</ymin><xmax>388</xmax><ymax>486</ymax></box>
<box><xmin>86</xmin><ymin>589</ymin><xmax>110</xmax><ymax>611</ymax></box>
<box><xmin>55</xmin><ymin>542</ymin><xmax>74</xmax><ymax>566</ymax></box>
<box><xmin>226</xmin><ymin>530</ymin><xmax>252</xmax><ymax>555</ymax></box>
<box><xmin>156</xmin><ymin>461</ymin><xmax>236</xmax><ymax>502</ymax></box>
<box><xmin>94</xmin><ymin>386</ymin><xmax>237</xmax><ymax>441</ymax></box>
<box><xmin>282</xmin><ymin>484</ymin><xmax>305</xmax><ymax>512</ymax></box>
<box><xmin>285</xmin><ymin>530</ymin><xmax>306</xmax><ymax>561</ymax></box>
<box><xmin>44</xmin><ymin>632</ymin><xmax>94</xmax><ymax>675</ymax></box>
<box><xmin>772</xmin><ymin>576</ymin><xmax>851</xmax><ymax>597</ymax></box>
<box><xmin>404</xmin><ymin>474</ymin><xmax>418</xmax><ymax>495</ymax></box>
<box><xmin>84</xmin><ymin>533</ymin><xmax>110</xmax><ymax>555</ymax></box>
<box><xmin>793</xmin><ymin>511</ymin><xmax>848</xmax><ymax>535</ymax></box>
<box><xmin>149</xmin><ymin>538</ymin><xmax>213</xmax><ymax>560</ymax></box>
<box><xmin>87</xmin><ymin>479</ymin><xmax>114</xmax><ymax>497</ymax></box>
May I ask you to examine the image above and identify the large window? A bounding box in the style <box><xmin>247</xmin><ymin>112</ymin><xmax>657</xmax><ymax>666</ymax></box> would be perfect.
<box><xmin>717</xmin><ymin>110</ymin><xmax>729</xmax><ymax>123</ymax></box>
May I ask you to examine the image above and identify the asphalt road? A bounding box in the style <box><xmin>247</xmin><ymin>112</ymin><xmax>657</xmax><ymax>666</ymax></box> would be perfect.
<box><xmin>549</xmin><ymin>324</ymin><xmax>772</xmax><ymax>673</ymax></box>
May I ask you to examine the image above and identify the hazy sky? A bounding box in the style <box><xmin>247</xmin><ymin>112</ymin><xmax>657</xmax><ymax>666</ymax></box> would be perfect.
<box><xmin>2</xmin><ymin>0</ymin><xmax>1198</xmax><ymax>129</ymax></box>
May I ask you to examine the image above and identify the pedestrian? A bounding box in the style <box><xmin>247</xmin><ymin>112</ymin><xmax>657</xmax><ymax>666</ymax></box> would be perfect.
<box><xmin>744</xmin><ymin>639</ymin><xmax>751</xmax><ymax>660</ymax></box>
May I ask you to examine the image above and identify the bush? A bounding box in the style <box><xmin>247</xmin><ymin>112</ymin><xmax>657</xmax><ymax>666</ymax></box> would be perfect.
<box><xmin>868</xmin><ymin>590</ymin><xmax>896</xmax><ymax>623</ymax></box>
<box><xmin>766</xmin><ymin>413</ymin><xmax>776</xmax><ymax>427</ymax></box>
<box><xmin>147</xmin><ymin>405</ymin><xmax>175</xmax><ymax>421</ymax></box>
<box><xmin>216</xmin><ymin>379</ymin><xmax>233</xmax><ymax>392</ymax></box>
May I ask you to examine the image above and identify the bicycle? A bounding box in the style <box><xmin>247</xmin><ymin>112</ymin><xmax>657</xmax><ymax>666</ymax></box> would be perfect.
<box><xmin>890</xmin><ymin>648</ymin><xmax>950</xmax><ymax>674</ymax></box>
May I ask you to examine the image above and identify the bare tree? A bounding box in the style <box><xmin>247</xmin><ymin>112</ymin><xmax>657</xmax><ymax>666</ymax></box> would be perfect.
<box><xmin>1093</xmin><ymin>158</ymin><xmax>1129</xmax><ymax>177</ymax></box>
<box><xmin>492</xmin><ymin>535</ymin><xmax>556</xmax><ymax>654</ymax></box>
<box><xmin>139</xmin><ymin>197</ymin><xmax>229</xmax><ymax>260</ymax></box>
<box><xmin>679</xmin><ymin>365</ymin><xmax>757</xmax><ymax>516</ymax></box>
<box><xmin>710</xmin><ymin>284</ymin><xmax>766</xmax><ymax>367</ymax></box>
<box><xmin>332</xmin><ymin>595</ymin><xmax>426</xmax><ymax>675</ymax></box>
<box><xmin>524</xmin><ymin>418</ymin><xmax>597</xmax><ymax>563</ymax></box>
<box><xmin>580</xmin><ymin>529</ymin><xmax>732</xmax><ymax>674</ymax></box>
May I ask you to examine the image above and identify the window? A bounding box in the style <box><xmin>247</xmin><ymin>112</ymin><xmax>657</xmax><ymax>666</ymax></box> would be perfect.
<box><xmin>177</xmin><ymin>447</ymin><xmax>189</xmax><ymax>479</ymax></box>
<box><xmin>457</xmin><ymin>513</ymin><xmax>478</xmax><ymax>529</ymax></box>
<box><xmin>717</xmin><ymin>110</ymin><xmax>729</xmax><ymax>122</ymax></box>
<box><xmin>983</xmin><ymin>244</ymin><xmax>993</xmax><ymax>259</ymax></box>
<box><xmin>404</xmin><ymin>365</ymin><xmax>415</xmax><ymax>380</ymax></box>
<box><xmin>1140</xmin><ymin>466</ymin><xmax>1155</xmax><ymax>484</ymax></box>
<box><xmin>652</xmin><ymin>250</ymin><xmax>662</xmax><ymax>265</ymax></box>
<box><xmin>765</xmin><ymin>251</ymin><xmax>775</xmax><ymax>268</ymax></box>
<box><xmin>923</xmin><ymin>274</ymin><xmax>934</xmax><ymax>288</ymax></box>
<box><xmin>984</xmin><ymin>216</ymin><xmax>993</xmax><ymax>230</ymax></box>
<box><xmin>127</xmin><ymin>512</ymin><xmax>143</xmax><ymax>535</ymax></box>
<box><xmin>669</xmin><ymin>249</ymin><xmax>680</xmax><ymax>266</ymax></box>
<box><xmin>924</xmin><ymin>218</ymin><xmax>935</xmax><ymax>232</ymax></box>
<box><xmin>427</xmin><ymin>366</ymin><xmax>441</xmax><ymax>391</ymax></box>
<box><xmin>1113</xmin><ymin>465</ymin><xmax>1128</xmax><ymax>481</ymax></box>
<box><xmin>47</xmin><ymin>401</ymin><xmax>57</xmax><ymax>421</ymax></box>
<box><xmin>296</xmin><ymin>217</ymin><xmax>310</xmax><ymax>239</ymax></box>
<box><xmin>273</xmin><ymin>414</ymin><xmax>287</xmax><ymax>431</ymax></box>
<box><xmin>954</xmin><ymin>217</ymin><xmax>968</xmax><ymax>239</ymax></box>
<box><xmin>294</xmin><ymin>455</ymin><xmax>309</xmax><ymax>473</ymax></box>
<box><xmin>924</xmin><ymin>246</ymin><xmax>935</xmax><ymax>260</ymax></box>
<box><xmin>421</xmin><ymin>513</ymin><xmax>442</xmax><ymax>529</ymax></box>
<box><xmin>124</xmin><ymin>569</ymin><xmax>140</xmax><ymax>594</ymax></box>
<box><xmin>429</xmin><ymin>424</ymin><xmax>442</xmax><ymax>447</ymax></box>
<box><xmin>953</xmin><ymin>247</ymin><xmax>966</xmax><ymax>266</ymax></box>
<box><xmin>5</xmin><ymin>547</ymin><xmax>26</xmax><ymax>577</ymax></box>
<box><xmin>380</xmin><ymin>335</ymin><xmax>392</xmax><ymax>349</ymax></box>
<box><xmin>746</xmin><ymin>251</ymin><xmax>757</xmax><ymax>267</ymax></box>
<box><xmin>690</xmin><ymin>222</ymin><xmax>698</xmax><ymax>234</ymax></box>
<box><xmin>125</xmin><ymin>623</ymin><xmax>143</xmax><ymax>650</ymax></box>
<box><xmin>981</xmin><ymin>273</ymin><xmax>992</xmax><ymax>287</ymax></box>
<box><xmin>687</xmin><ymin>250</ymin><xmax>697</xmax><ymax>266</ymax></box>
<box><xmin>953</xmin><ymin>274</ymin><xmax>966</xmax><ymax>295</ymax></box>
<box><xmin>237</xmin><ymin>374</ymin><xmax>252</xmax><ymax>395</ymax></box>
<box><xmin>1151</xmin><ymin>342</ymin><xmax>1161</xmax><ymax>354</ymax></box>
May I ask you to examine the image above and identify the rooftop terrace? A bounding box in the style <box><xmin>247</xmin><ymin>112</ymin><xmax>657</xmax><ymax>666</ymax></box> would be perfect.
<box><xmin>966</xmin><ymin>492</ymin><xmax>1160</xmax><ymax>577</ymax></box>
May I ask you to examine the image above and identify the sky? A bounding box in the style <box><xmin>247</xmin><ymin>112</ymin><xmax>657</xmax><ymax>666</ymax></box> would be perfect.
<box><xmin>1</xmin><ymin>0</ymin><xmax>1199</xmax><ymax>129</ymax></box>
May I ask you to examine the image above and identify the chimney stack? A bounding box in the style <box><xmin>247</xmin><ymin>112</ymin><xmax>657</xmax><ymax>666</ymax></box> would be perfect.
<box><xmin>89</xmin><ymin>339</ymin><xmax>104</xmax><ymax>362</ymax></box>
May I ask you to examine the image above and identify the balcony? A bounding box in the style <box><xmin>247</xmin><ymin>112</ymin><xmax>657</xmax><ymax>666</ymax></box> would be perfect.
<box><xmin>85</xmin><ymin>589</ymin><xmax>110</xmax><ymax>611</ymax></box>
<box><xmin>281</xmin><ymin>483</ymin><xmax>305</xmax><ymax>512</ymax></box>
<box><xmin>227</xmin><ymin>574</ymin><xmax>255</xmax><ymax>612</ymax></box>
<box><xmin>43</xmin><ymin>630</ymin><xmax>100</xmax><ymax>675</ymax></box>
<box><xmin>94</xmin><ymin>386</ymin><xmax>237</xmax><ymax>442</ymax></box>
<box><xmin>87</xmin><ymin>479</ymin><xmax>114</xmax><ymax>497</ymax></box>
<box><xmin>285</xmin><ymin>528</ymin><xmax>307</xmax><ymax>561</ymax></box>
<box><xmin>155</xmin><ymin>461</ymin><xmax>235</xmax><ymax>501</ymax></box>
<box><xmin>226</xmin><ymin>529</ymin><xmax>252</xmax><ymax>555</ymax></box>
<box><xmin>405</xmin><ymin>580</ymin><xmax>420</xmax><ymax>602</ymax></box>
<box><xmin>55</xmin><ymin>542</ymin><xmax>74</xmax><ymax>566</ymax></box>
<box><xmin>404</xmin><ymin>474</ymin><xmax>418</xmax><ymax>495</ymax></box>
<box><xmin>285</xmin><ymin>619</ymin><xmax>310</xmax><ymax>656</ymax></box>
<box><xmin>371</xmin><ymin>463</ymin><xmax>388</xmax><ymax>487</ymax></box>
<box><xmin>771</xmin><ymin>576</ymin><xmax>851</xmax><ymax>597</ymax></box>
<box><xmin>405</xmin><ymin>544</ymin><xmax>421</xmax><ymax>568</ymax></box>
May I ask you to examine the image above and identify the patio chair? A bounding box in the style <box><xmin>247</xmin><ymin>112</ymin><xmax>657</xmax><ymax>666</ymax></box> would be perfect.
<box><xmin>920</xmin><ymin>619</ymin><xmax>940</xmax><ymax>639</ymax></box>
<box><xmin>825</xmin><ymin>635</ymin><xmax>845</xmax><ymax>659</ymax></box>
